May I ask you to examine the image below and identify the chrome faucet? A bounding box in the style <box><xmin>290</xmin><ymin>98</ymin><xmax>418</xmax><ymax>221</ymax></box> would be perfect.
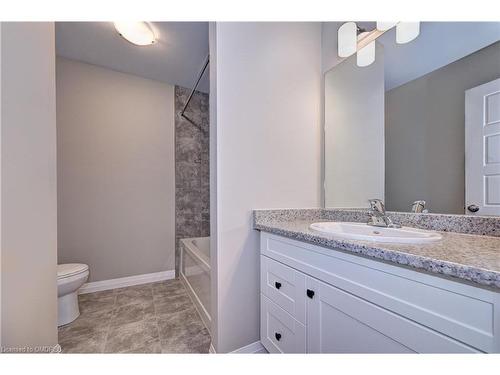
<box><xmin>367</xmin><ymin>199</ymin><xmax>400</xmax><ymax>228</ymax></box>
<box><xmin>411</xmin><ymin>200</ymin><xmax>427</xmax><ymax>213</ymax></box>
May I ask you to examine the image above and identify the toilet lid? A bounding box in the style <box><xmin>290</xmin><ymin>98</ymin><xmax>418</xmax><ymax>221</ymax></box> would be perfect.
<box><xmin>57</xmin><ymin>263</ymin><xmax>89</xmax><ymax>279</ymax></box>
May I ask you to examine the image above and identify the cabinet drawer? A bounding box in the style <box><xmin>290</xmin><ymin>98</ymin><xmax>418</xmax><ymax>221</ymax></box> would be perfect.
<box><xmin>261</xmin><ymin>255</ymin><xmax>306</xmax><ymax>323</ymax></box>
<box><xmin>261</xmin><ymin>294</ymin><xmax>306</xmax><ymax>353</ymax></box>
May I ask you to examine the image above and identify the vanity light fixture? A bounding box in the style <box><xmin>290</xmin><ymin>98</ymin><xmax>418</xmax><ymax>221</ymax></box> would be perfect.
<box><xmin>338</xmin><ymin>22</ymin><xmax>358</xmax><ymax>58</ymax></box>
<box><xmin>356</xmin><ymin>29</ymin><xmax>376</xmax><ymax>67</ymax></box>
<box><xmin>338</xmin><ymin>22</ymin><xmax>420</xmax><ymax>67</ymax></box>
<box><xmin>114</xmin><ymin>22</ymin><xmax>156</xmax><ymax>46</ymax></box>
<box><xmin>395</xmin><ymin>22</ymin><xmax>420</xmax><ymax>44</ymax></box>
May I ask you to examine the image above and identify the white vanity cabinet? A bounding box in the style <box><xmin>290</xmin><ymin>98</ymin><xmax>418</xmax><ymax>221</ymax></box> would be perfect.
<box><xmin>259</xmin><ymin>232</ymin><xmax>500</xmax><ymax>353</ymax></box>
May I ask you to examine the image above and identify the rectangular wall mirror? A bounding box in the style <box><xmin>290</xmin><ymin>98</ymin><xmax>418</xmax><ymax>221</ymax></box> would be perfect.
<box><xmin>324</xmin><ymin>22</ymin><xmax>500</xmax><ymax>215</ymax></box>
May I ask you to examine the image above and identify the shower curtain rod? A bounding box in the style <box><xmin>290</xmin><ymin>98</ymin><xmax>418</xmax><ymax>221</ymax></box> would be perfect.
<box><xmin>180</xmin><ymin>55</ymin><xmax>210</xmax><ymax>119</ymax></box>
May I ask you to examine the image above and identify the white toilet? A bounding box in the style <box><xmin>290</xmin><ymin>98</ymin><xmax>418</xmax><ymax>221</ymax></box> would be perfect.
<box><xmin>57</xmin><ymin>263</ymin><xmax>89</xmax><ymax>326</ymax></box>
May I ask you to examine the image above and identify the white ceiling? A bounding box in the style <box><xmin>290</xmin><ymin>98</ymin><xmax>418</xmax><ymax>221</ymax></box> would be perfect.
<box><xmin>56</xmin><ymin>22</ymin><xmax>499</xmax><ymax>94</ymax></box>
<box><xmin>378</xmin><ymin>22</ymin><xmax>500</xmax><ymax>90</ymax></box>
<box><xmin>55</xmin><ymin>22</ymin><xmax>209</xmax><ymax>92</ymax></box>
<box><xmin>325</xmin><ymin>22</ymin><xmax>500</xmax><ymax>90</ymax></box>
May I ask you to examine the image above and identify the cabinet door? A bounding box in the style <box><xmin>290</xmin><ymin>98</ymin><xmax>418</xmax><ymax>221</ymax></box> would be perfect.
<box><xmin>306</xmin><ymin>277</ymin><xmax>478</xmax><ymax>353</ymax></box>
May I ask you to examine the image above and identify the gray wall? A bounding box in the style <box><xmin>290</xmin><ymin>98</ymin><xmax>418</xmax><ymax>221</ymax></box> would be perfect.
<box><xmin>56</xmin><ymin>57</ymin><xmax>176</xmax><ymax>282</ymax></box>
<box><xmin>1</xmin><ymin>22</ymin><xmax>58</xmax><ymax>347</ymax></box>
<box><xmin>174</xmin><ymin>85</ymin><xmax>209</xmax><ymax>274</ymax></box>
<box><xmin>386</xmin><ymin>41</ymin><xmax>500</xmax><ymax>214</ymax></box>
<box><xmin>210</xmin><ymin>22</ymin><xmax>322</xmax><ymax>353</ymax></box>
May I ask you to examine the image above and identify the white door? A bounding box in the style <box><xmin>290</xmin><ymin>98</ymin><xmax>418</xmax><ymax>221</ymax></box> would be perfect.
<box><xmin>465</xmin><ymin>78</ymin><xmax>500</xmax><ymax>216</ymax></box>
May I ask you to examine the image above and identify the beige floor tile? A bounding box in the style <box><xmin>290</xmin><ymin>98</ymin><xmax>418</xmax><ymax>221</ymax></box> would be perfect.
<box><xmin>154</xmin><ymin>293</ymin><xmax>194</xmax><ymax>316</ymax></box>
<box><xmin>104</xmin><ymin>319</ymin><xmax>160</xmax><ymax>353</ymax></box>
<box><xmin>111</xmin><ymin>300</ymin><xmax>155</xmax><ymax>326</ymax></box>
<box><xmin>58</xmin><ymin>279</ymin><xmax>210</xmax><ymax>354</ymax></box>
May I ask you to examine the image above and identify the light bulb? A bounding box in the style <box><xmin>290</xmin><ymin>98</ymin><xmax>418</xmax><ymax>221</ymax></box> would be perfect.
<box><xmin>338</xmin><ymin>22</ymin><xmax>357</xmax><ymax>58</ymax></box>
<box><xmin>396</xmin><ymin>22</ymin><xmax>420</xmax><ymax>44</ymax></box>
<box><xmin>356</xmin><ymin>41</ymin><xmax>375</xmax><ymax>67</ymax></box>
<box><xmin>376</xmin><ymin>22</ymin><xmax>398</xmax><ymax>31</ymax></box>
<box><xmin>114</xmin><ymin>22</ymin><xmax>156</xmax><ymax>46</ymax></box>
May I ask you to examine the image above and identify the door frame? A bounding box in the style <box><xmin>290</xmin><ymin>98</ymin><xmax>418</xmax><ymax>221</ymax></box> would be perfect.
<box><xmin>465</xmin><ymin>77</ymin><xmax>500</xmax><ymax>216</ymax></box>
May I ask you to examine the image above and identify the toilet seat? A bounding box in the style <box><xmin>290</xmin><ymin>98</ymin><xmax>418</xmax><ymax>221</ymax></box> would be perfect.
<box><xmin>57</xmin><ymin>263</ymin><xmax>89</xmax><ymax>280</ymax></box>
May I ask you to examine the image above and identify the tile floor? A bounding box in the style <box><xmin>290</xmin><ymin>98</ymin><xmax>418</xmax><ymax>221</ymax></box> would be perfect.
<box><xmin>58</xmin><ymin>279</ymin><xmax>211</xmax><ymax>353</ymax></box>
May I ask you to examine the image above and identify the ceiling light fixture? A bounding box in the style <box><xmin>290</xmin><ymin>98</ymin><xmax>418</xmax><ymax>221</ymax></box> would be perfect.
<box><xmin>338</xmin><ymin>21</ymin><xmax>420</xmax><ymax>67</ymax></box>
<box><xmin>114</xmin><ymin>22</ymin><xmax>156</xmax><ymax>46</ymax></box>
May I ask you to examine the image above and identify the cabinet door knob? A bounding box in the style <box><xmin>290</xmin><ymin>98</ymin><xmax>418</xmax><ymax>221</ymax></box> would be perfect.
<box><xmin>275</xmin><ymin>332</ymin><xmax>282</xmax><ymax>341</ymax></box>
<box><xmin>274</xmin><ymin>281</ymin><xmax>282</xmax><ymax>290</ymax></box>
<box><xmin>306</xmin><ymin>289</ymin><xmax>315</xmax><ymax>299</ymax></box>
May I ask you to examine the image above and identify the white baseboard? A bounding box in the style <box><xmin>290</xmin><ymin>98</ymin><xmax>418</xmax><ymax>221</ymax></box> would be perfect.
<box><xmin>230</xmin><ymin>341</ymin><xmax>267</xmax><ymax>354</ymax></box>
<box><xmin>210</xmin><ymin>341</ymin><xmax>267</xmax><ymax>354</ymax></box>
<box><xmin>78</xmin><ymin>270</ymin><xmax>175</xmax><ymax>294</ymax></box>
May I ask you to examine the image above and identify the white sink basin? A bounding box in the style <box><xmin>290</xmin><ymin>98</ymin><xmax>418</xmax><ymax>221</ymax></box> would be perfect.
<box><xmin>309</xmin><ymin>222</ymin><xmax>442</xmax><ymax>244</ymax></box>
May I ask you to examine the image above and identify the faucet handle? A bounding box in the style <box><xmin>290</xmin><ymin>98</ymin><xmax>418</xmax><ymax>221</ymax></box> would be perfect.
<box><xmin>368</xmin><ymin>198</ymin><xmax>385</xmax><ymax>214</ymax></box>
<box><xmin>411</xmin><ymin>200</ymin><xmax>426</xmax><ymax>213</ymax></box>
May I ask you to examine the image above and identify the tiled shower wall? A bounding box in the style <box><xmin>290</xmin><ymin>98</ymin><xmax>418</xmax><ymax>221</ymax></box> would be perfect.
<box><xmin>174</xmin><ymin>86</ymin><xmax>209</xmax><ymax>274</ymax></box>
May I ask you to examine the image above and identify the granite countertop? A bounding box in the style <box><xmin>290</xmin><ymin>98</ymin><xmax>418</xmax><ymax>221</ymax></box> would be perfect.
<box><xmin>253</xmin><ymin>209</ymin><xmax>500</xmax><ymax>290</ymax></box>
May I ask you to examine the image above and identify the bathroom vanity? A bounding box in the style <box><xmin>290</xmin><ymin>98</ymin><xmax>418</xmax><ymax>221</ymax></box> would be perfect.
<box><xmin>254</xmin><ymin>209</ymin><xmax>500</xmax><ymax>353</ymax></box>
<box><xmin>255</xmin><ymin>25</ymin><xmax>500</xmax><ymax>354</ymax></box>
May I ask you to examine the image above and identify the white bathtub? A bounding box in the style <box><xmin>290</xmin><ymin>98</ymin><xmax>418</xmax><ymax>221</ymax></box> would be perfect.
<box><xmin>180</xmin><ymin>236</ymin><xmax>211</xmax><ymax>334</ymax></box>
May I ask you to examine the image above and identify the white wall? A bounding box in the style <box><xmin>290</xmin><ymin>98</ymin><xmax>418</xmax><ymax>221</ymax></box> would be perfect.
<box><xmin>210</xmin><ymin>22</ymin><xmax>322</xmax><ymax>352</ymax></box>
<box><xmin>56</xmin><ymin>58</ymin><xmax>176</xmax><ymax>282</ymax></box>
<box><xmin>324</xmin><ymin>45</ymin><xmax>385</xmax><ymax>208</ymax></box>
<box><xmin>0</xmin><ymin>20</ymin><xmax>3</xmax><ymax>347</ymax></box>
<box><xmin>1</xmin><ymin>22</ymin><xmax>58</xmax><ymax>347</ymax></box>
<box><xmin>322</xmin><ymin>22</ymin><xmax>345</xmax><ymax>73</ymax></box>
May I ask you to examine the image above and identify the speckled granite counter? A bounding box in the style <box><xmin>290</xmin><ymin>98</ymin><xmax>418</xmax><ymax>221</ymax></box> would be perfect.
<box><xmin>253</xmin><ymin>209</ymin><xmax>500</xmax><ymax>289</ymax></box>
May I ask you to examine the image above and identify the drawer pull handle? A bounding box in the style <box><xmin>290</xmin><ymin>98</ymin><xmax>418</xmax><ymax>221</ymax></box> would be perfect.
<box><xmin>275</xmin><ymin>332</ymin><xmax>282</xmax><ymax>341</ymax></box>
<box><xmin>306</xmin><ymin>289</ymin><xmax>315</xmax><ymax>299</ymax></box>
<box><xmin>274</xmin><ymin>282</ymin><xmax>282</xmax><ymax>290</ymax></box>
